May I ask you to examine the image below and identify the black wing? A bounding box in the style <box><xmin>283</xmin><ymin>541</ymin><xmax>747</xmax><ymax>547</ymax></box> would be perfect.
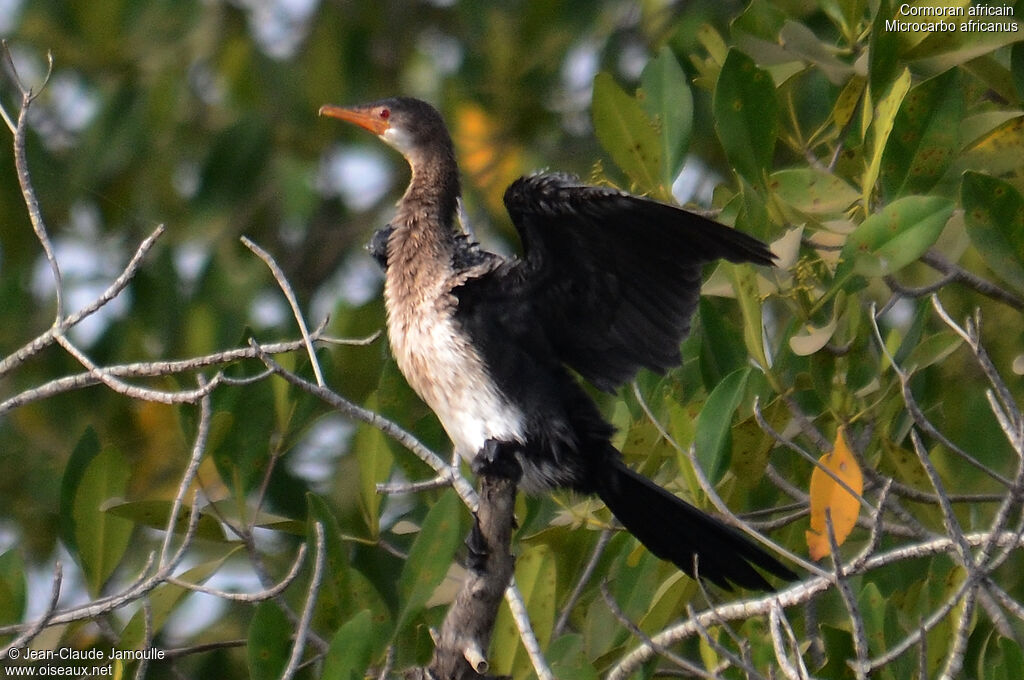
<box><xmin>454</xmin><ymin>173</ymin><xmax>774</xmax><ymax>393</ymax></box>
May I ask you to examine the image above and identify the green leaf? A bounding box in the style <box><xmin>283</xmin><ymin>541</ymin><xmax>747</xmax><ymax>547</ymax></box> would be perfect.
<box><xmin>101</xmin><ymin>499</ymin><xmax>226</xmax><ymax>541</ymax></box>
<box><xmin>592</xmin><ymin>72</ymin><xmax>664</xmax><ymax>195</ymax></box>
<box><xmin>961</xmin><ymin>172</ymin><xmax>1024</xmax><ymax>293</ymax></box>
<box><xmin>395</xmin><ymin>489</ymin><xmax>464</xmax><ymax>633</ymax></box>
<box><xmin>881</xmin><ymin>69</ymin><xmax>962</xmax><ymax>198</ymax></box>
<box><xmin>958</xmin><ymin>115</ymin><xmax>1024</xmax><ymax>178</ymax></box>
<box><xmin>862</xmin><ymin>67</ymin><xmax>912</xmax><ymax>207</ymax></box>
<box><xmin>202</xmin><ymin>500</ymin><xmax>306</xmax><ymax>536</ymax></box>
<box><xmin>60</xmin><ymin>431</ymin><xmax>134</xmax><ymax>595</ymax></box>
<box><xmin>903</xmin><ymin>331</ymin><xmax>963</xmax><ymax>374</ymax></box>
<box><xmin>868</xmin><ymin>0</ymin><xmax>902</xmax><ymax>96</ymax></box>
<box><xmin>695</xmin><ymin>367</ymin><xmax>751</xmax><ymax>485</ymax></box>
<box><xmin>816</xmin><ymin>624</ymin><xmax>857</xmax><ymax>678</ymax></box>
<box><xmin>906</xmin><ymin>16</ymin><xmax>1024</xmax><ymax>76</ymax></box>
<box><xmin>321</xmin><ymin>610</ymin><xmax>378</xmax><ymax>680</ymax></box>
<box><xmin>491</xmin><ymin>544</ymin><xmax>557</xmax><ymax>677</ymax></box>
<box><xmin>547</xmin><ymin>634</ymin><xmax>600</xmax><ymax>680</ymax></box>
<box><xmin>0</xmin><ymin>550</ymin><xmax>26</xmax><ymax>626</ymax></box>
<box><xmin>248</xmin><ymin>601</ymin><xmax>291</xmax><ymax>680</ymax></box>
<box><xmin>120</xmin><ymin>549</ymin><xmax>240</xmax><ymax>649</ymax></box>
<box><xmin>1013</xmin><ymin>41</ymin><xmax>1024</xmax><ymax>102</ymax></box>
<box><xmin>639</xmin><ymin>47</ymin><xmax>693</xmax><ymax>186</ymax></box>
<box><xmin>836</xmin><ymin>195</ymin><xmax>954</xmax><ymax>283</ymax></box>
<box><xmin>777</xmin><ymin>20</ymin><xmax>855</xmax><ymax>84</ymax></box>
<box><xmin>714</xmin><ymin>49</ymin><xmax>778</xmax><ymax>185</ymax></box>
<box><xmin>354</xmin><ymin>393</ymin><xmax>394</xmax><ymax>539</ymax></box>
<box><xmin>730</xmin><ymin>399</ymin><xmax>784</xmax><ymax>488</ymax></box>
<box><xmin>59</xmin><ymin>427</ymin><xmax>101</xmax><ymax>557</ymax></box>
<box><xmin>769</xmin><ymin>168</ymin><xmax>859</xmax><ymax>215</ymax></box>
<box><xmin>307</xmin><ymin>494</ymin><xmax>390</xmax><ymax>634</ymax></box>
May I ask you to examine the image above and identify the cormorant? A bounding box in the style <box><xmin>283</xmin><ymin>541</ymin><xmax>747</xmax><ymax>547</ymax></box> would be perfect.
<box><xmin>320</xmin><ymin>97</ymin><xmax>795</xmax><ymax>590</ymax></box>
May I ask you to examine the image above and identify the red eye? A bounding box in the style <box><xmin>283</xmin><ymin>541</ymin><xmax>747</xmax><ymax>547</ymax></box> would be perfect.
<box><xmin>379</xmin><ymin>108</ymin><xmax>390</xmax><ymax>119</ymax></box>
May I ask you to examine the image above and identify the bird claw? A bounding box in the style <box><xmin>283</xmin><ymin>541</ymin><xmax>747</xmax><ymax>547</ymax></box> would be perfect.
<box><xmin>472</xmin><ymin>438</ymin><xmax>523</xmax><ymax>482</ymax></box>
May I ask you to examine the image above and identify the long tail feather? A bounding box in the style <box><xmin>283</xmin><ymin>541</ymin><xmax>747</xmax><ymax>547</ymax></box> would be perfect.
<box><xmin>594</xmin><ymin>456</ymin><xmax>795</xmax><ymax>590</ymax></box>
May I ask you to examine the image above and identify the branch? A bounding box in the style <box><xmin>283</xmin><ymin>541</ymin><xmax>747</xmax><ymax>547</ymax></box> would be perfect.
<box><xmin>3</xmin><ymin>44</ymin><xmax>62</xmax><ymax>322</ymax></box>
<box><xmin>608</xmin><ymin>529</ymin><xmax>1024</xmax><ymax>679</ymax></box>
<box><xmin>921</xmin><ymin>250</ymin><xmax>1024</xmax><ymax>311</ymax></box>
<box><xmin>410</xmin><ymin>474</ymin><xmax>518</xmax><ymax>680</ymax></box>
<box><xmin>241</xmin><ymin>236</ymin><xmax>326</xmax><ymax>387</ymax></box>
<box><xmin>280</xmin><ymin>522</ymin><xmax>326</xmax><ymax>680</ymax></box>
<box><xmin>0</xmin><ymin>224</ymin><xmax>165</xmax><ymax>379</ymax></box>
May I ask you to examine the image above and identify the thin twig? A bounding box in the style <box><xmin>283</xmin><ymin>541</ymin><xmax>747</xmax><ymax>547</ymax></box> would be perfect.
<box><xmin>133</xmin><ymin>602</ymin><xmax>154</xmax><ymax>680</ymax></box>
<box><xmin>504</xmin><ymin>577</ymin><xmax>555</xmax><ymax>680</ymax></box>
<box><xmin>601</xmin><ymin>582</ymin><xmax>717</xmax><ymax>679</ymax></box>
<box><xmin>0</xmin><ymin>562</ymin><xmax>62</xmax><ymax>660</ymax></box>
<box><xmin>553</xmin><ymin>528</ymin><xmax>613</xmax><ymax>637</ymax></box>
<box><xmin>631</xmin><ymin>384</ymin><xmax>817</xmax><ymax>576</ymax></box>
<box><xmin>242</xmin><ymin>236</ymin><xmax>325</xmax><ymax>387</ymax></box>
<box><xmin>769</xmin><ymin>601</ymin><xmax>806</xmax><ymax>680</ymax></box>
<box><xmin>281</xmin><ymin>522</ymin><xmax>326</xmax><ymax>680</ymax></box>
<box><xmin>921</xmin><ymin>250</ymin><xmax>1024</xmax><ymax>310</ymax></box>
<box><xmin>869</xmin><ymin>303</ymin><xmax>1012</xmax><ymax>487</ymax></box>
<box><xmin>0</xmin><ymin>223</ymin><xmax>166</xmax><ymax>379</ymax></box>
<box><xmin>8</xmin><ymin>49</ymin><xmax>62</xmax><ymax>323</ymax></box>
<box><xmin>160</xmin><ymin>379</ymin><xmax>213</xmax><ymax>564</ymax></box>
<box><xmin>166</xmin><ymin>542</ymin><xmax>307</xmax><ymax>602</ymax></box>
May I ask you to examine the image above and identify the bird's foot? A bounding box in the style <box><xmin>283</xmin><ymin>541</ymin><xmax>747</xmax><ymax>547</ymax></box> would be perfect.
<box><xmin>367</xmin><ymin>224</ymin><xmax>394</xmax><ymax>270</ymax></box>
<box><xmin>472</xmin><ymin>438</ymin><xmax>523</xmax><ymax>483</ymax></box>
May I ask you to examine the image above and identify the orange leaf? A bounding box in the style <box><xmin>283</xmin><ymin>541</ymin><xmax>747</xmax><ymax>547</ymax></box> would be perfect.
<box><xmin>806</xmin><ymin>427</ymin><xmax>863</xmax><ymax>560</ymax></box>
<box><xmin>453</xmin><ymin>103</ymin><xmax>523</xmax><ymax>214</ymax></box>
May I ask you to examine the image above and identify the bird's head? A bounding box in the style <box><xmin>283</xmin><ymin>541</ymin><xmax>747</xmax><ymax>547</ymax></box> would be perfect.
<box><xmin>319</xmin><ymin>97</ymin><xmax>453</xmax><ymax>166</ymax></box>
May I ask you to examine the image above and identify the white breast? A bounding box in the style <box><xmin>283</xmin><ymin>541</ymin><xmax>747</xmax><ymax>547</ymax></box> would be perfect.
<box><xmin>386</xmin><ymin>289</ymin><xmax>526</xmax><ymax>461</ymax></box>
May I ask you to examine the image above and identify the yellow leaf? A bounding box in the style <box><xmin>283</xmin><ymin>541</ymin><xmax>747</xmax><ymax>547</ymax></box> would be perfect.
<box><xmin>453</xmin><ymin>103</ymin><xmax>523</xmax><ymax>214</ymax></box>
<box><xmin>806</xmin><ymin>427</ymin><xmax>863</xmax><ymax>560</ymax></box>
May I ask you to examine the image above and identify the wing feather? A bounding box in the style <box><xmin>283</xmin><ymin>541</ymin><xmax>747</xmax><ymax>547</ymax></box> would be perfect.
<box><xmin>453</xmin><ymin>173</ymin><xmax>774</xmax><ymax>392</ymax></box>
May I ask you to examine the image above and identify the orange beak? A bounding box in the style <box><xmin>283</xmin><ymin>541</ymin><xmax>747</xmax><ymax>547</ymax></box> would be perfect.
<box><xmin>318</xmin><ymin>104</ymin><xmax>390</xmax><ymax>135</ymax></box>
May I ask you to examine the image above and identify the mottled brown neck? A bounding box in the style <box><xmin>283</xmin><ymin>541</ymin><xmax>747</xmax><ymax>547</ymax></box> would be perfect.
<box><xmin>386</xmin><ymin>140</ymin><xmax>462</xmax><ymax>301</ymax></box>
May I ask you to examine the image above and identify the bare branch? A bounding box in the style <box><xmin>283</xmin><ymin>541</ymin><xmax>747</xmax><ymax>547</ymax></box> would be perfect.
<box><xmin>166</xmin><ymin>542</ymin><xmax>306</xmax><ymax>602</ymax></box>
<box><xmin>632</xmin><ymin>384</ymin><xmax>817</xmax><ymax>576</ymax></box>
<box><xmin>376</xmin><ymin>476</ymin><xmax>454</xmax><ymax>495</ymax></box>
<box><xmin>769</xmin><ymin>601</ymin><xmax>808</xmax><ymax>680</ymax></box>
<box><xmin>5</xmin><ymin>47</ymin><xmax>62</xmax><ymax>323</ymax></box>
<box><xmin>921</xmin><ymin>250</ymin><xmax>1024</xmax><ymax>310</ymax></box>
<box><xmin>160</xmin><ymin>379</ymin><xmax>213</xmax><ymax>563</ymax></box>
<box><xmin>553</xmin><ymin>527</ymin><xmax>612</xmax><ymax>637</ymax></box>
<box><xmin>868</xmin><ymin>303</ymin><xmax>1012</xmax><ymax>487</ymax></box>
<box><xmin>280</xmin><ymin>522</ymin><xmax>326</xmax><ymax>680</ymax></box>
<box><xmin>609</xmin><ymin>528</ymin><xmax>1024</xmax><ymax>679</ymax></box>
<box><xmin>242</xmin><ymin>236</ymin><xmax>326</xmax><ymax>387</ymax></box>
<box><xmin>601</xmin><ymin>583</ymin><xmax>717</xmax><ymax>679</ymax></box>
<box><xmin>0</xmin><ymin>561</ymin><xmax>62</xmax><ymax>660</ymax></box>
<box><xmin>0</xmin><ymin>225</ymin><xmax>166</xmax><ymax>379</ymax></box>
<box><xmin>250</xmin><ymin>340</ymin><xmax>479</xmax><ymax>508</ymax></box>
<box><xmin>426</xmin><ymin>474</ymin><xmax>522</xmax><ymax>680</ymax></box>
<box><xmin>55</xmin><ymin>331</ymin><xmax>225</xmax><ymax>404</ymax></box>
<box><xmin>504</xmin><ymin>577</ymin><xmax>555</xmax><ymax>680</ymax></box>
<box><xmin>0</xmin><ymin>330</ymin><xmax>348</xmax><ymax>416</ymax></box>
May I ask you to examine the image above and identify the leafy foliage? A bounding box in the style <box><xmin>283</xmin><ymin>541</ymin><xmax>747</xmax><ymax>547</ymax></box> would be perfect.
<box><xmin>1</xmin><ymin>1</ymin><xmax>1023</xmax><ymax>679</ymax></box>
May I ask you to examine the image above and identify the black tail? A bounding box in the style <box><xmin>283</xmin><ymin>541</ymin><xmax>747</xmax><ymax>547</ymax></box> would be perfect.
<box><xmin>594</xmin><ymin>458</ymin><xmax>796</xmax><ymax>590</ymax></box>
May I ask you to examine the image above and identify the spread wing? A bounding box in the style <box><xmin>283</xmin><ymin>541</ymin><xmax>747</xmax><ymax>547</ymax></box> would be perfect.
<box><xmin>453</xmin><ymin>173</ymin><xmax>774</xmax><ymax>392</ymax></box>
